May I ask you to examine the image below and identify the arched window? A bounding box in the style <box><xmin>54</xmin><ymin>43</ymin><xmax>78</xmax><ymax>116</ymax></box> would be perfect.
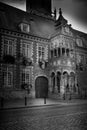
<box><xmin>54</xmin><ymin>49</ymin><xmax>57</xmax><ymax>57</ymax></box>
<box><xmin>66</xmin><ymin>48</ymin><xmax>69</xmax><ymax>56</ymax></box>
<box><xmin>51</xmin><ymin>50</ymin><xmax>53</xmax><ymax>58</ymax></box>
<box><xmin>62</xmin><ymin>48</ymin><xmax>65</xmax><ymax>56</ymax></box>
<box><xmin>58</xmin><ymin>48</ymin><xmax>61</xmax><ymax>57</ymax></box>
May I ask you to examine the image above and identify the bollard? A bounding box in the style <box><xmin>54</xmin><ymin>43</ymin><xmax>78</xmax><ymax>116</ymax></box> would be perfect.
<box><xmin>44</xmin><ymin>97</ymin><xmax>46</xmax><ymax>104</ymax></box>
<box><xmin>25</xmin><ymin>96</ymin><xmax>27</xmax><ymax>106</ymax></box>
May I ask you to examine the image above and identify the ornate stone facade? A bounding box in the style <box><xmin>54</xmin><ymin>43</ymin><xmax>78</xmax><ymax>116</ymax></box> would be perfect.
<box><xmin>0</xmin><ymin>2</ymin><xmax>87</xmax><ymax>99</ymax></box>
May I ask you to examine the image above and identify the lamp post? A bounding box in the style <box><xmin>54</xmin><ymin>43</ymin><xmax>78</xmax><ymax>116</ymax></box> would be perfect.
<box><xmin>24</xmin><ymin>84</ymin><xmax>32</xmax><ymax>106</ymax></box>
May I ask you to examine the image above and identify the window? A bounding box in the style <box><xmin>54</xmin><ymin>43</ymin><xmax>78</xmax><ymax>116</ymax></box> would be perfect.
<box><xmin>64</xmin><ymin>27</ymin><xmax>70</xmax><ymax>33</ymax></box>
<box><xmin>54</xmin><ymin>49</ymin><xmax>57</xmax><ymax>57</ymax></box>
<box><xmin>76</xmin><ymin>54</ymin><xmax>84</xmax><ymax>71</ymax></box>
<box><xmin>58</xmin><ymin>48</ymin><xmax>61</xmax><ymax>56</ymax></box>
<box><xmin>62</xmin><ymin>48</ymin><xmax>65</xmax><ymax>56</ymax></box>
<box><xmin>21</xmin><ymin>70</ymin><xmax>30</xmax><ymax>84</ymax></box>
<box><xmin>51</xmin><ymin>50</ymin><xmax>53</xmax><ymax>58</ymax></box>
<box><xmin>20</xmin><ymin>23</ymin><xmax>30</xmax><ymax>33</ymax></box>
<box><xmin>3</xmin><ymin>39</ymin><xmax>15</xmax><ymax>56</ymax></box>
<box><xmin>66</xmin><ymin>48</ymin><xmax>69</xmax><ymax>56</ymax></box>
<box><xmin>21</xmin><ymin>42</ymin><xmax>31</xmax><ymax>58</ymax></box>
<box><xmin>70</xmin><ymin>50</ymin><xmax>74</xmax><ymax>58</ymax></box>
<box><xmin>38</xmin><ymin>46</ymin><xmax>45</xmax><ymax>60</ymax></box>
<box><xmin>76</xmin><ymin>39</ymin><xmax>83</xmax><ymax>47</ymax></box>
<box><xmin>23</xmin><ymin>24</ymin><xmax>30</xmax><ymax>32</ymax></box>
<box><xmin>37</xmin><ymin>45</ymin><xmax>48</xmax><ymax>63</ymax></box>
<box><xmin>3</xmin><ymin>68</ymin><xmax>13</xmax><ymax>87</ymax></box>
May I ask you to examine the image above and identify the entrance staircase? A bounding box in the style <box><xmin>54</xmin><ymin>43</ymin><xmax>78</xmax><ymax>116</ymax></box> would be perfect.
<box><xmin>48</xmin><ymin>92</ymin><xmax>62</xmax><ymax>100</ymax></box>
<box><xmin>65</xmin><ymin>92</ymin><xmax>81</xmax><ymax>100</ymax></box>
<box><xmin>48</xmin><ymin>92</ymin><xmax>81</xmax><ymax>100</ymax></box>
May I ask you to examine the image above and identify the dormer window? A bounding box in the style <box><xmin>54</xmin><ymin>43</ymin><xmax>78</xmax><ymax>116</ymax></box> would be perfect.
<box><xmin>19</xmin><ymin>22</ymin><xmax>30</xmax><ymax>33</ymax></box>
<box><xmin>64</xmin><ymin>26</ymin><xmax>70</xmax><ymax>33</ymax></box>
<box><xmin>76</xmin><ymin>38</ymin><xmax>83</xmax><ymax>47</ymax></box>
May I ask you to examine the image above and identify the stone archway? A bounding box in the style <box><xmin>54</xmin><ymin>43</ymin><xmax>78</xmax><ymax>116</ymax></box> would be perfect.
<box><xmin>35</xmin><ymin>76</ymin><xmax>48</xmax><ymax>98</ymax></box>
<box><xmin>63</xmin><ymin>71</ymin><xmax>69</xmax><ymax>92</ymax></box>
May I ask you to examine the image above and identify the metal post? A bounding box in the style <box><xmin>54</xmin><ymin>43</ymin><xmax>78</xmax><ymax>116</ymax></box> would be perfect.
<box><xmin>44</xmin><ymin>97</ymin><xmax>46</xmax><ymax>104</ymax></box>
<box><xmin>25</xmin><ymin>96</ymin><xmax>27</xmax><ymax>106</ymax></box>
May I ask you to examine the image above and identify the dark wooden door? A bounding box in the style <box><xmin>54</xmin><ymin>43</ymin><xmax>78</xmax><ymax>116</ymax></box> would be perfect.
<box><xmin>35</xmin><ymin>76</ymin><xmax>48</xmax><ymax>98</ymax></box>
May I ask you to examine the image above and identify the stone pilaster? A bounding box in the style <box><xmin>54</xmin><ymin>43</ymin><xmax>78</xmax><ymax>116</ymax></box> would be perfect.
<box><xmin>60</xmin><ymin>74</ymin><xmax>65</xmax><ymax>95</ymax></box>
<box><xmin>75</xmin><ymin>75</ymin><xmax>79</xmax><ymax>93</ymax></box>
<box><xmin>54</xmin><ymin>74</ymin><xmax>58</xmax><ymax>93</ymax></box>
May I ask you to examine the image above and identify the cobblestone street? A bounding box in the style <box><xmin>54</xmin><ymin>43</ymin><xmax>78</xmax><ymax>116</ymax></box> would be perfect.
<box><xmin>0</xmin><ymin>103</ymin><xmax>87</xmax><ymax>130</ymax></box>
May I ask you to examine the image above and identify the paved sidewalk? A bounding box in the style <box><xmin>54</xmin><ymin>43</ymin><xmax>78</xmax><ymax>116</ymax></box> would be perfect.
<box><xmin>0</xmin><ymin>98</ymin><xmax>87</xmax><ymax>110</ymax></box>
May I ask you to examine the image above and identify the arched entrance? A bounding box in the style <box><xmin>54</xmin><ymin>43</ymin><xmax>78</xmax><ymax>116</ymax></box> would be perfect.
<box><xmin>35</xmin><ymin>76</ymin><xmax>48</xmax><ymax>98</ymax></box>
<box><xmin>63</xmin><ymin>71</ymin><xmax>69</xmax><ymax>92</ymax></box>
<box><xmin>57</xmin><ymin>72</ymin><xmax>61</xmax><ymax>93</ymax></box>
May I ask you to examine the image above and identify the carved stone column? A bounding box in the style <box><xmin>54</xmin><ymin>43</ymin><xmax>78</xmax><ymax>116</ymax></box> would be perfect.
<box><xmin>50</xmin><ymin>76</ymin><xmax>53</xmax><ymax>92</ymax></box>
<box><xmin>54</xmin><ymin>74</ymin><xmax>58</xmax><ymax>93</ymax></box>
<box><xmin>57</xmin><ymin>48</ymin><xmax>58</xmax><ymax>57</ymax></box>
<box><xmin>60</xmin><ymin>47</ymin><xmax>62</xmax><ymax>56</ymax></box>
<box><xmin>60</xmin><ymin>74</ymin><xmax>65</xmax><ymax>95</ymax></box>
<box><xmin>53</xmin><ymin>49</ymin><xmax>55</xmax><ymax>57</ymax></box>
<box><xmin>65</xmin><ymin>48</ymin><xmax>67</xmax><ymax>57</ymax></box>
<box><xmin>75</xmin><ymin>75</ymin><xmax>78</xmax><ymax>93</ymax></box>
<box><xmin>52</xmin><ymin>76</ymin><xmax>55</xmax><ymax>93</ymax></box>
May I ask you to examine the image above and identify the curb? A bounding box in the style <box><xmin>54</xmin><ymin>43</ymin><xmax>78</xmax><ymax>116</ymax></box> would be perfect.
<box><xmin>0</xmin><ymin>103</ymin><xmax>65</xmax><ymax>111</ymax></box>
<box><xmin>0</xmin><ymin>101</ymin><xmax>87</xmax><ymax>111</ymax></box>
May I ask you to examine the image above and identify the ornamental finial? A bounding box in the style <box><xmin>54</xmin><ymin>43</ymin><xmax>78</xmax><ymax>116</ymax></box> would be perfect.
<box><xmin>59</xmin><ymin>8</ymin><xmax>62</xmax><ymax>16</ymax></box>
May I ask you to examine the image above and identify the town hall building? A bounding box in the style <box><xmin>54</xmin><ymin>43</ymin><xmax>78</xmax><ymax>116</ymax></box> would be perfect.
<box><xmin>0</xmin><ymin>0</ymin><xmax>87</xmax><ymax>99</ymax></box>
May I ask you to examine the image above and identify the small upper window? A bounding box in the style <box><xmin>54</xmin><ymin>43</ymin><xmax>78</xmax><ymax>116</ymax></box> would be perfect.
<box><xmin>19</xmin><ymin>23</ymin><xmax>30</xmax><ymax>33</ymax></box>
<box><xmin>64</xmin><ymin>27</ymin><xmax>70</xmax><ymax>33</ymax></box>
<box><xmin>76</xmin><ymin>38</ymin><xmax>83</xmax><ymax>47</ymax></box>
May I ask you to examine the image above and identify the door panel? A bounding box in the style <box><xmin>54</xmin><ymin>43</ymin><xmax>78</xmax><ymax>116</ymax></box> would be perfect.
<box><xmin>35</xmin><ymin>76</ymin><xmax>48</xmax><ymax>98</ymax></box>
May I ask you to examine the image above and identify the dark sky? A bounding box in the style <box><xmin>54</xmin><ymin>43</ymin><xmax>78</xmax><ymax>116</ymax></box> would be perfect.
<box><xmin>52</xmin><ymin>0</ymin><xmax>87</xmax><ymax>33</ymax></box>
<box><xmin>0</xmin><ymin>0</ymin><xmax>26</xmax><ymax>10</ymax></box>
<box><xmin>0</xmin><ymin>0</ymin><xmax>87</xmax><ymax>33</ymax></box>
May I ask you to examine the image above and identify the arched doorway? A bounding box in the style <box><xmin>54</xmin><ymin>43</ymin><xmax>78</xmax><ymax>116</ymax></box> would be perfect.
<box><xmin>57</xmin><ymin>72</ymin><xmax>61</xmax><ymax>93</ymax></box>
<box><xmin>63</xmin><ymin>71</ymin><xmax>69</xmax><ymax>92</ymax></box>
<box><xmin>35</xmin><ymin>76</ymin><xmax>48</xmax><ymax>98</ymax></box>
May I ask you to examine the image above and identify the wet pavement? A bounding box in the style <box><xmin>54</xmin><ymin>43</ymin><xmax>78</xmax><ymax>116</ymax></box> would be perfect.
<box><xmin>0</xmin><ymin>101</ymin><xmax>87</xmax><ymax>130</ymax></box>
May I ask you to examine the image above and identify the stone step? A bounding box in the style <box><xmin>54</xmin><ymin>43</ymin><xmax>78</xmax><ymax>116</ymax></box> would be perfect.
<box><xmin>48</xmin><ymin>92</ymin><xmax>81</xmax><ymax>100</ymax></box>
<box><xmin>65</xmin><ymin>93</ymin><xmax>80</xmax><ymax>99</ymax></box>
<box><xmin>48</xmin><ymin>92</ymin><xmax>62</xmax><ymax>100</ymax></box>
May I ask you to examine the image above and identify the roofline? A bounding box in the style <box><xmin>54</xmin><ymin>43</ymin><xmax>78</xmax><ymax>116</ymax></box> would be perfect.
<box><xmin>0</xmin><ymin>2</ymin><xmax>55</xmax><ymax>21</ymax></box>
<box><xmin>0</xmin><ymin>27</ymin><xmax>50</xmax><ymax>41</ymax></box>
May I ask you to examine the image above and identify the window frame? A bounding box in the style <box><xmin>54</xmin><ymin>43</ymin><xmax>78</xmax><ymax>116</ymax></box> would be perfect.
<box><xmin>2</xmin><ymin>36</ymin><xmax>16</xmax><ymax>57</ymax></box>
<box><xmin>3</xmin><ymin>68</ymin><xmax>13</xmax><ymax>87</ymax></box>
<box><xmin>21</xmin><ymin>41</ymin><xmax>32</xmax><ymax>59</ymax></box>
<box><xmin>20</xmin><ymin>23</ymin><xmax>30</xmax><ymax>33</ymax></box>
<box><xmin>3</xmin><ymin>39</ymin><xmax>14</xmax><ymax>56</ymax></box>
<box><xmin>21</xmin><ymin>69</ymin><xmax>30</xmax><ymax>85</ymax></box>
<box><xmin>38</xmin><ymin>46</ymin><xmax>45</xmax><ymax>60</ymax></box>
